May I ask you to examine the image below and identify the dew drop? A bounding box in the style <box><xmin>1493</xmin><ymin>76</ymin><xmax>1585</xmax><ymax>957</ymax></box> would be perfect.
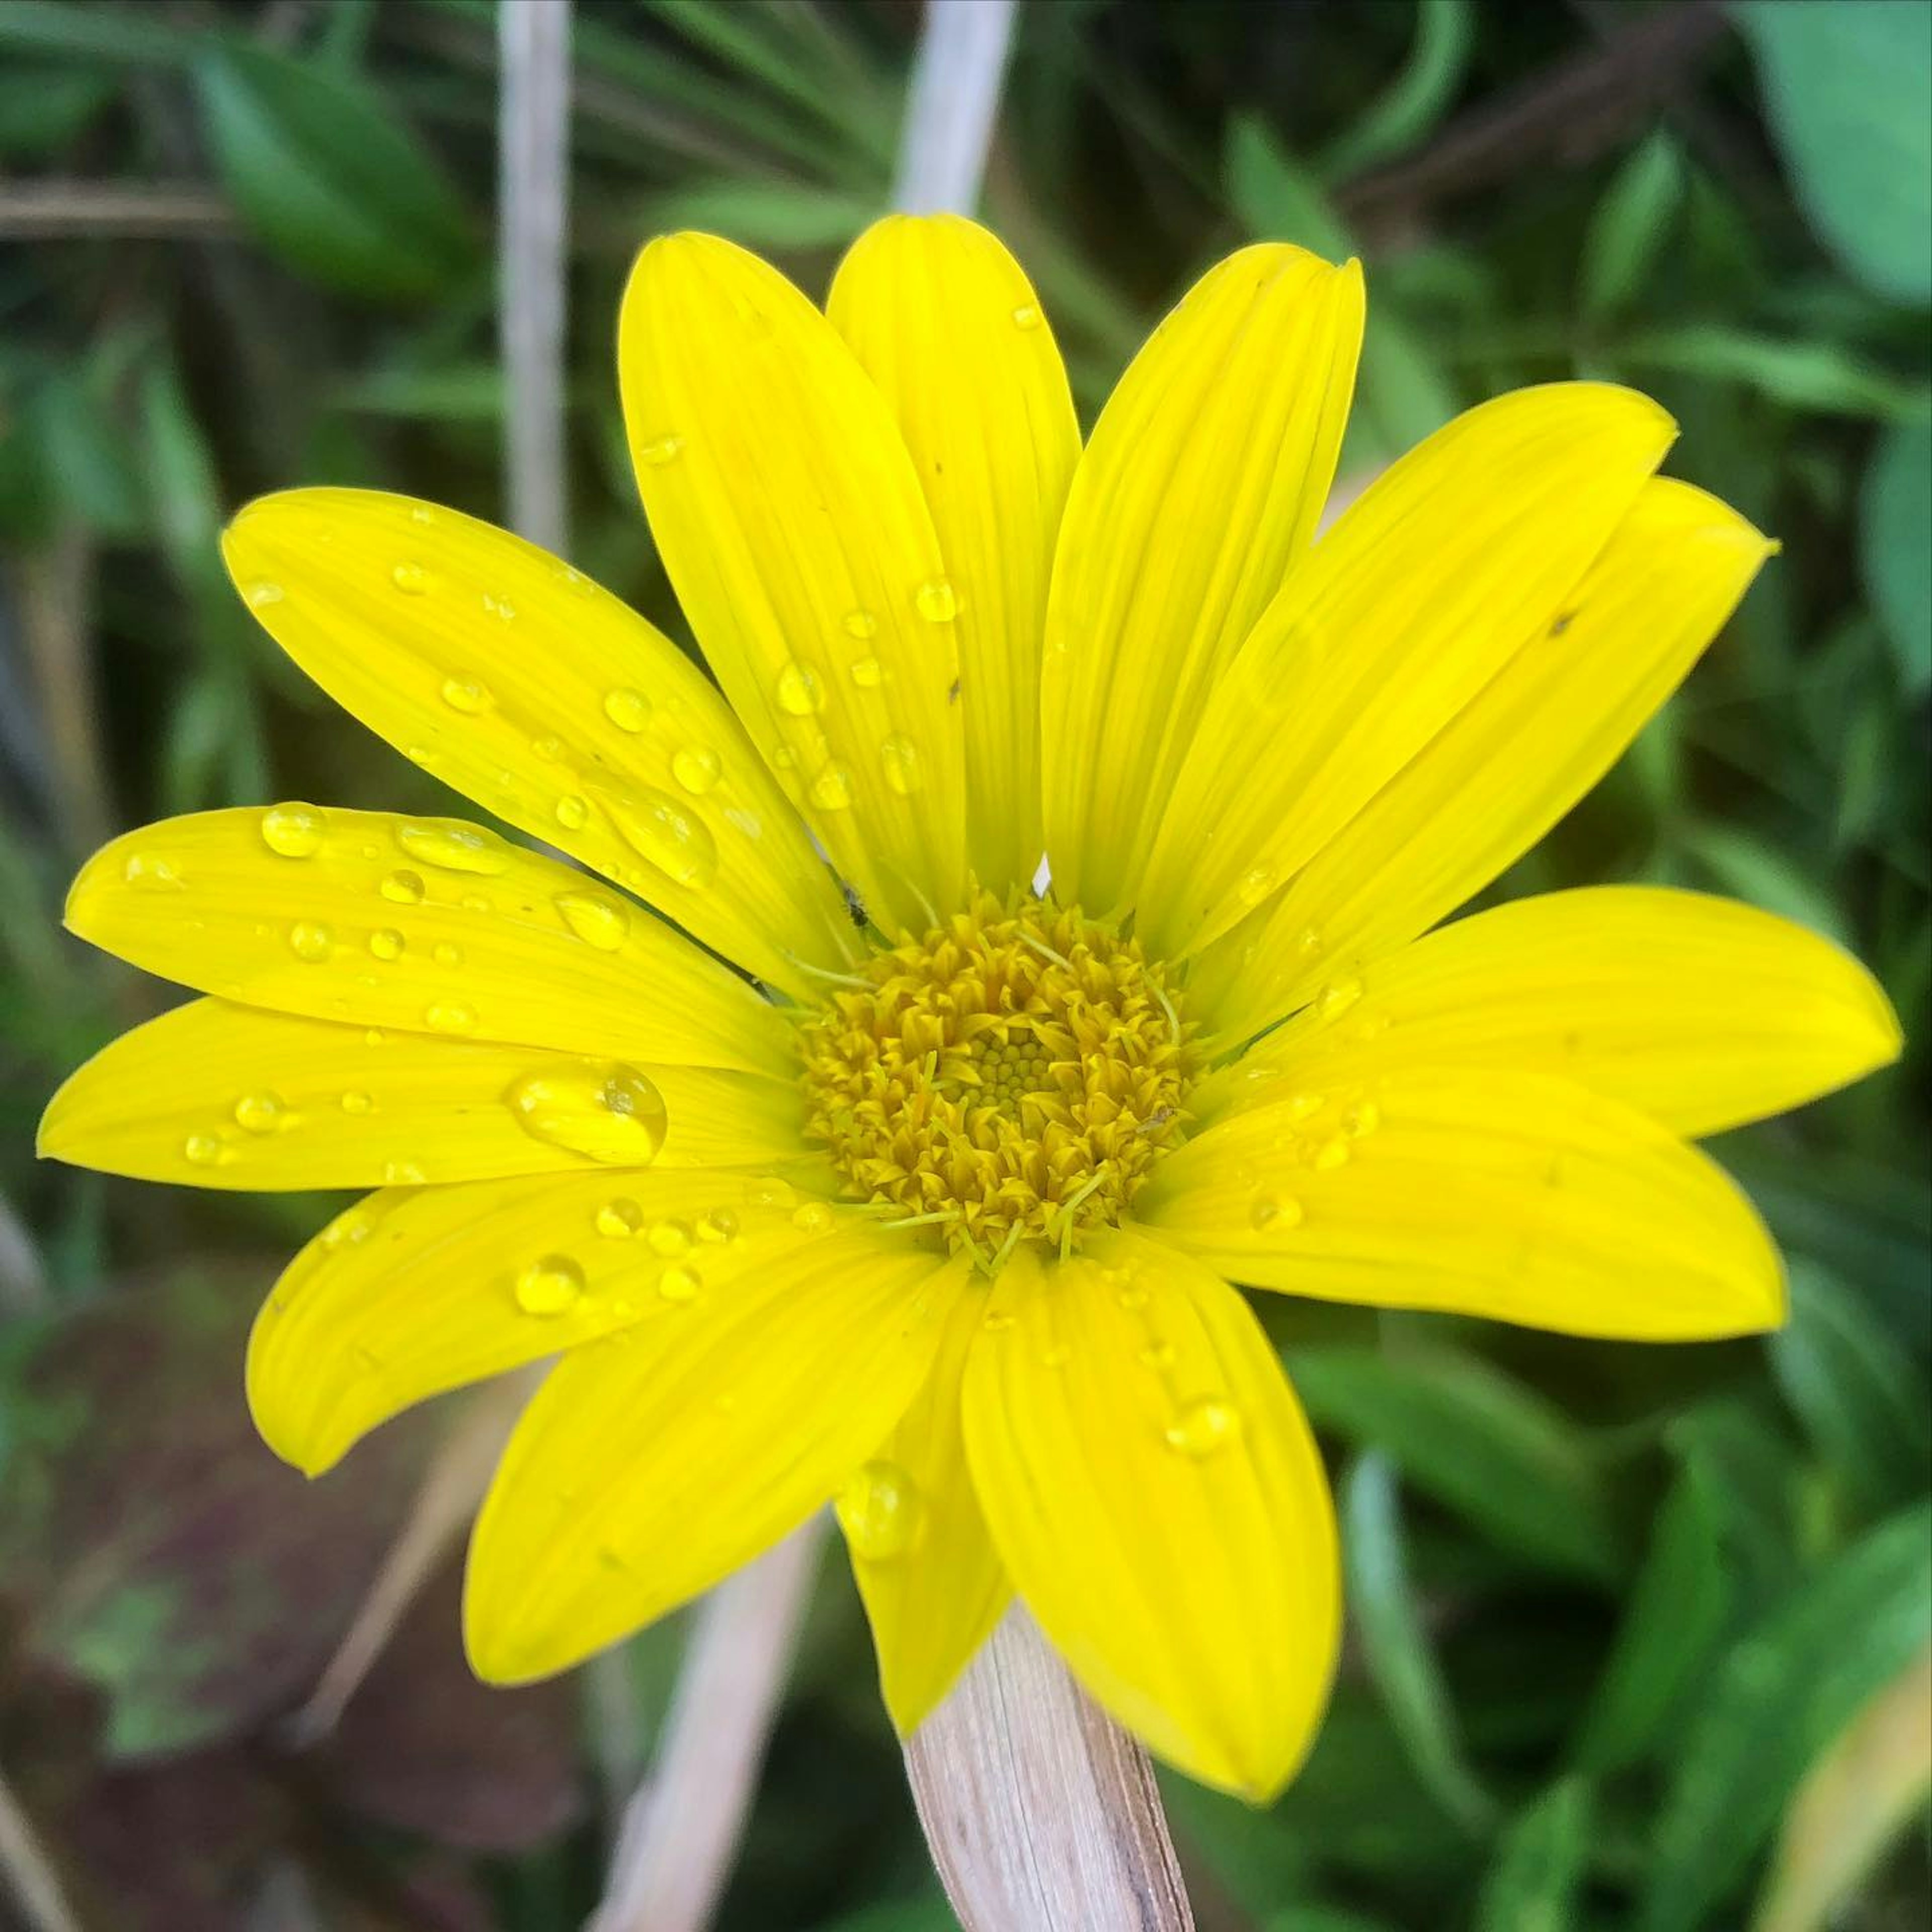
<box><xmin>657</xmin><ymin>1263</ymin><xmax>703</xmax><ymax>1304</ymax></box>
<box><xmin>1285</xmin><ymin>1090</ymin><xmax>1324</xmax><ymax>1122</ymax></box>
<box><xmin>647</xmin><ymin>1218</ymin><xmax>693</xmax><ymax>1257</ymax></box>
<box><xmin>554</xmin><ymin>793</ymin><xmax>590</xmax><ymax>831</ymax></box>
<box><xmin>744</xmin><ymin>1175</ymin><xmax>797</xmax><ymax>1210</ymax></box>
<box><xmin>433</xmin><ymin>941</ymin><xmax>462</xmax><ymax>968</ymax></box>
<box><xmin>383</xmin><ymin>1159</ymin><xmax>427</xmax><ymax>1184</ymax></box>
<box><xmin>482</xmin><ymin>591</ymin><xmax>516</xmax><ymax>622</ymax></box>
<box><xmin>1250</xmin><ymin>1192</ymin><xmax>1303</xmax><ymax>1233</ymax></box>
<box><xmin>1039</xmin><ymin>1343</ymin><xmax>1072</xmax><ymax>1370</ymax></box>
<box><xmin>914</xmin><ymin>578</ymin><xmax>957</xmax><ymax>623</ymax></box>
<box><xmin>1316</xmin><ymin>975</ymin><xmax>1363</xmax><ymax>1020</ymax></box>
<box><xmin>1295</xmin><ymin>925</ymin><xmax>1324</xmax><ymax>957</ymax></box>
<box><xmin>637</xmin><ymin>434</ymin><xmax>684</xmax><ymax>465</ymax></box>
<box><xmin>603</xmin><ymin>687</ymin><xmax>652</xmax><ymax>732</ymax></box>
<box><xmin>1138</xmin><ymin>1341</ymin><xmax>1177</xmax><ymax>1370</ymax></box>
<box><xmin>554</xmin><ymin>890</ymin><xmax>629</xmax><ymax>951</ymax></box>
<box><xmin>775</xmin><ymin>661</ymin><xmax>825</xmax><ymax>716</ymax></box>
<box><xmin>849</xmin><ymin>655</ymin><xmax>882</xmax><ymax>688</ymax></box>
<box><xmin>1312</xmin><ymin>1136</ymin><xmax>1351</xmax><ymax>1171</ymax></box>
<box><xmin>1115</xmin><ymin>1285</ymin><xmax>1150</xmax><ymax>1311</ymax></box>
<box><xmin>602</xmin><ymin>787</ymin><xmax>721</xmax><ymax>890</ymax></box>
<box><xmin>260</xmin><ymin>802</ymin><xmax>326</xmax><ymax>859</ymax></box>
<box><xmin>809</xmin><ymin>761</ymin><xmax>853</xmax><ymax>811</ymax></box>
<box><xmin>1165</xmin><ymin>1398</ymin><xmax>1241</xmax><ymax>1458</ymax></box>
<box><xmin>879</xmin><ymin>734</ymin><xmax>921</xmax><ymax>795</ymax></box>
<box><xmin>836</xmin><ymin>1460</ymin><xmax>921</xmax><ymax>1562</ymax></box>
<box><xmin>245</xmin><ymin>580</ymin><xmax>285</xmax><ymax>609</ymax></box>
<box><xmin>440</xmin><ymin>675</ymin><xmax>492</xmax><ymax>714</ymax></box>
<box><xmin>843</xmin><ymin>609</ymin><xmax>878</xmax><ymax>640</ymax></box>
<box><xmin>340</xmin><ymin>1091</ymin><xmax>373</xmax><ymax>1115</ymax></box>
<box><xmin>1237</xmin><ymin>864</ymin><xmax>1278</xmax><ymax>908</ymax></box>
<box><xmin>596</xmin><ymin>1197</ymin><xmax>645</xmax><ymax>1239</ymax></box>
<box><xmin>390</xmin><ymin>561</ymin><xmax>429</xmax><ymax>595</ymax></box>
<box><xmin>791</xmin><ymin>1201</ymin><xmax>834</xmax><ymax>1235</ymax></box>
<box><xmin>981</xmin><ymin>1310</ymin><xmax>1017</xmax><ymax>1333</ymax></box>
<box><xmin>288</xmin><ymin>920</ymin><xmax>333</xmax><ymax>962</ymax></box>
<box><xmin>699</xmin><ymin>1208</ymin><xmax>740</xmax><ymax>1244</ymax></box>
<box><xmin>379</xmin><ymin>868</ymin><xmax>426</xmax><ymax>905</ymax></box>
<box><xmin>1344</xmin><ymin>1099</ymin><xmax>1381</xmax><ymax>1138</ymax></box>
<box><xmin>1011</xmin><ymin>302</ymin><xmax>1041</xmax><ymax>330</ymax></box>
<box><xmin>396</xmin><ymin>819</ymin><xmax>510</xmax><ymax>875</ymax></box>
<box><xmin>233</xmin><ymin>1091</ymin><xmax>285</xmax><ymax>1135</ymax></box>
<box><xmin>184</xmin><ymin>1132</ymin><xmax>223</xmax><ymax>1166</ymax></box>
<box><xmin>672</xmin><ymin>745</ymin><xmax>721</xmax><ymax>794</ymax></box>
<box><xmin>505</xmin><ymin>1060</ymin><xmax>668</xmax><ymax>1164</ymax></box>
<box><xmin>531</xmin><ymin>734</ymin><xmax>562</xmax><ymax>762</ymax></box>
<box><xmin>368</xmin><ymin>928</ymin><xmax>405</xmax><ymax>962</ymax></box>
<box><xmin>424</xmin><ymin>1000</ymin><xmax>477</xmax><ymax>1033</ymax></box>
<box><xmin>514</xmin><ymin>1254</ymin><xmax>585</xmax><ymax>1316</ymax></box>
<box><xmin>123</xmin><ymin>851</ymin><xmax>184</xmax><ymax>892</ymax></box>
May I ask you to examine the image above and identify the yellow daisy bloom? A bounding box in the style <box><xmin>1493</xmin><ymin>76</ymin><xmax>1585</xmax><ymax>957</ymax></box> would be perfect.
<box><xmin>40</xmin><ymin>217</ymin><xmax>1901</xmax><ymax>1802</ymax></box>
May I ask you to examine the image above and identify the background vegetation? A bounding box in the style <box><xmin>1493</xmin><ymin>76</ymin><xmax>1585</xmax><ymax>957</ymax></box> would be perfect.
<box><xmin>0</xmin><ymin>2</ymin><xmax>1926</xmax><ymax>1928</ymax></box>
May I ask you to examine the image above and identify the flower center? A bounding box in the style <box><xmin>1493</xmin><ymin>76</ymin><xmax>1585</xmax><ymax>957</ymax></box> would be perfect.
<box><xmin>798</xmin><ymin>892</ymin><xmax>1198</xmax><ymax>1265</ymax></box>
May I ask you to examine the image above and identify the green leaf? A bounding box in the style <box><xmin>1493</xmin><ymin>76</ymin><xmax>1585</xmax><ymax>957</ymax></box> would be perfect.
<box><xmin>1474</xmin><ymin>1778</ymin><xmax>1592</xmax><ymax>1932</ymax></box>
<box><xmin>193</xmin><ymin>42</ymin><xmax>474</xmax><ymax>301</ymax></box>
<box><xmin>1343</xmin><ymin>1455</ymin><xmax>1495</xmax><ymax>1831</ymax></box>
<box><xmin>1769</xmin><ymin>1259</ymin><xmax>1932</xmax><ymax>1516</ymax></box>
<box><xmin>1739</xmin><ymin>0</ymin><xmax>1932</xmax><ymax>304</ymax></box>
<box><xmin>1580</xmin><ymin>131</ymin><xmax>1685</xmax><ymax>322</ymax></box>
<box><xmin>1317</xmin><ymin>0</ymin><xmax>1475</xmax><ymax>184</ymax></box>
<box><xmin>0</xmin><ymin>65</ymin><xmax>116</xmax><ymax>154</ymax></box>
<box><xmin>0</xmin><ymin>0</ymin><xmax>190</xmax><ymax>65</ymax></box>
<box><xmin>1861</xmin><ymin>422</ymin><xmax>1932</xmax><ymax>696</ymax></box>
<box><xmin>1569</xmin><ymin>1460</ymin><xmax>1732</xmax><ymax>1774</ymax></box>
<box><xmin>1621</xmin><ymin>327</ymin><xmax>1931</xmax><ymax>423</ymax></box>
<box><xmin>1639</xmin><ymin>1502</ymin><xmax>1932</xmax><ymax>1932</ymax></box>
<box><xmin>1285</xmin><ymin>1347</ymin><xmax>1621</xmax><ymax>1584</ymax></box>
<box><xmin>643</xmin><ymin>179</ymin><xmax>883</xmax><ymax>252</ymax></box>
<box><xmin>1677</xmin><ymin>825</ymin><xmax>1851</xmax><ymax>948</ymax></box>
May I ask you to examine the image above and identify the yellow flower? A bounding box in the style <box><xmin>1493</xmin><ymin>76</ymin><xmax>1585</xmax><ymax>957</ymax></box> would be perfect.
<box><xmin>40</xmin><ymin>218</ymin><xmax>1900</xmax><ymax>1802</ymax></box>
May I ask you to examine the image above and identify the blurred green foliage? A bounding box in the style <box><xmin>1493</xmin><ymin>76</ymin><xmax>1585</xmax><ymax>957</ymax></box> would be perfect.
<box><xmin>0</xmin><ymin>3</ymin><xmax>1926</xmax><ymax>1929</ymax></box>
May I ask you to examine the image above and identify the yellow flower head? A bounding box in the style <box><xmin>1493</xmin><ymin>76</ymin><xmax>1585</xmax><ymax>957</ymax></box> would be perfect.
<box><xmin>40</xmin><ymin>217</ymin><xmax>1901</xmax><ymax>1801</ymax></box>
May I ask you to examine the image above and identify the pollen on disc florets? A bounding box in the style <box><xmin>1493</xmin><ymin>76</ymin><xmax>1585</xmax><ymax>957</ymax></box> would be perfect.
<box><xmin>798</xmin><ymin>891</ymin><xmax>1199</xmax><ymax>1265</ymax></box>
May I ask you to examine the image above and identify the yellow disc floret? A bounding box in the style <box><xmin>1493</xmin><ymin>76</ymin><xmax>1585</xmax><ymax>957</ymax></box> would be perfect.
<box><xmin>799</xmin><ymin>892</ymin><xmax>1198</xmax><ymax>1264</ymax></box>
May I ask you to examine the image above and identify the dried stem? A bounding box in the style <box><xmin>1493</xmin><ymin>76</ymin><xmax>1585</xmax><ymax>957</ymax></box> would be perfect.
<box><xmin>587</xmin><ymin>1520</ymin><xmax>826</xmax><ymax>1932</ymax></box>
<box><xmin>906</xmin><ymin>1605</ymin><xmax>1196</xmax><ymax>1932</ymax></box>
<box><xmin>14</xmin><ymin>528</ymin><xmax>111</xmax><ymax>862</ymax></box>
<box><xmin>0</xmin><ymin>182</ymin><xmax>234</xmax><ymax>239</ymax></box>
<box><xmin>892</xmin><ymin>0</ymin><xmax>1018</xmax><ymax>215</ymax></box>
<box><xmin>0</xmin><ymin>1761</ymin><xmax>81</xmax><ymax>1932</ymax></box>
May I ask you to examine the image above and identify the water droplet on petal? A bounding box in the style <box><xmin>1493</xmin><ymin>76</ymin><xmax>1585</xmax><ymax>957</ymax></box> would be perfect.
<box><xmin>672</xmin><ymin>745</ymin><xmax>721</xmax><ymax>794</ymax></box>
<box><xmin>657</xmin><ymin>1263</ymin><xmax>703</xmax><ymax>1304</ymax></box>
<box><xmin>596</xmin><ymin>1198</ymin><xmax>644</xmax><ymax>1239</ymax></box>
<box><xmin>123</xmin><ymin>852</ymin><xmax>185</xmax><ymax>892</ymax></box>
<box><xmin>554</xmin><ymin>891</ymin><xmax>629</xmax><ymax>950</ymax></box>
<box><xmin>1038</xmin><ymin>1343</ymin><xmax>1071</xmax><ymax>1370</ymax></box>
<box><xmin>340</xmin><ymin>1090</ymin><xmax>373</xmax><ymax>1115</ymax></box>
<box><xmin>440</xmin><ymin>675</ymin><xmax>492</xmax><ymax>714</ymax></box>
<box><xmin>1165</xmin><ymin>1398</ymin><xmax>1241</xmax><ymax>1458</ymax></box>
<box><xmin>383</xmin><ymin>1159</ymin><xmax>427</xmax><ymax>1184</ymax></box>
<box><xmin>879</xmin><ymin>735</ymin><xmax>921</xmax><ymax>795</ymax></box>
<box><xmin>1285</xmin><ymin>1090</ymin><xmax>1325</xmax><ymax>1122</ymax></box>
<box><xmin>809</xmin><ymin>761</ymin><xmax>853</xmax><ymax>811</ymax></box>
<box><xmin>1237</xmin><ymin>864</ymin><xmax>1277</xmax><ymax>908</ymax></box>
<box><xmin>637</xmin><ymin>434</ymin><xmax>683</xmax><ymax>465</ymax></box>
<box><xmin>914</xmin><ymin>578</ymin><xmax>957</xmax><ymax>623</ymax></box>
<box><xmin>245</xmin><ymin>580</ymin><xmax>285</xmax><ymax>609</ymax></box>
<box><xmin>482</xmin><ymin>591</ymin><xmax>516</xmax><ymax>622</ymax></box>
<box><xmin>1115</xmin><ymin>1285</ymin><xmax>1150</xmax><ymax>1311</ymax></box>
<box><xmin>396</xmin><ymin>819</ymin><xmax>509</xmax><ymax>875</ymax></box>
<box><xmin>1312</xmin><ymin>1136</ymin><xmax>1351</xmax><ymax>1171</ymax></box>
<box><xmin>1316</xmin><ymin>975</ymin><xmax>1362</xmax><ymax>1020</ymax></box>
<box><xmin>424</xmin><ymin>1000</ymin><xmax>477</xmax><ymax>1033</ymax></box>
<box><xmin>260</xmin><ymin>802</ymin><xmax>326</xmax><ymax>858</ymax></box>
<box><xmin>1138</xmin><ymin>1341</ymin><xmax>1177</xmax><ymax>1370</ymax></box>
<box><xmin>843</xmin><ymin>609</ymin><xmax>878</xmax><ymax>640</ymax></box>
<box><xmin>836</xmin><ymin>1460</ymin><xmax>921</xmax><ymax>1562</ymax></box>
<box><xmin>515</xmin><ymin>1254</ymin><xmax>585</xmax><ymax>1316</ymax></box>
<box><xmin>288</xmin><ymin>920</ymin><xmax>333</xmax><ymax>962</ymax></box>
<box><xmin>776</xmin><ymin>661</ymin><xmax>825</xmax><ymax>716</ymax></box>
<box><xmin>391</xmin><ymin>561</ymin><xmax>429</xmax><ymax>595</ymax></box>
<box><xmin>184</xmin><ymin>1133</ymin><xmax>223</xmax><ymax>1166</ymax></box>
<box><xmin>1250</xmin><ymin>1192</ymin><xmax>1303</xmax><ymax>1232</ymax></box>
<box><xmin>233</xmin><ymin>1091</ymin><xmax>285</xmax><ymax>1135</ymax></box>
<box><xmin>601</xmin><ymin>787</ymin><xmax>720</xmax><ymax>890</ymax></box>
<box><xmin>1295</xmin><ymin>925</ymin><xmax>1324</xmax><ymax>957</ymax></box>
<box><xmin>849</xmin><ymin>655</ymin><xmax>882</xmax><ymax>688</ymax></box>
<box><xmin>505</xmin><ymin>1061</ymin><xmax>668</xmax><ymax>1164</ymax></box>
<box><xmin>647</xmin><ymin>1218</ymin><xmax>693</xmax><ymax>1257</ymax></box>
<box><xmin>603</xmin><ymin>687</ymin><xmax>652</xmax><ymax>732</ymax></box>
<box><xmin>379</xmin><ymin>868</ymin><xmax>426</xmax><ymax>905</ymax></box>
<box><xmin>554</xmin><ymin>794</ymin><xmax>590</xmax><ymax>831</ymax></box>
<box><xmin>368</xmin><ymin>928</ymin><xmax>405</xmax><ymax>961</ymax></box>
<box><xmin>1344</xmin><ymin>1100</ymin><xmax>1380</xmax><ymax>1138</ymax></box>
<box><xmin>1011</xmin><ymin>302</ymin><xmax>1041</xmax><ymax>330</ymax></box>
<box><xmin>791</xmin><ymin>1201</ymin><xmax>834</xmax><ymax>1235</ymax></box>
<box><xmin>432</xmin><ymin>941</ymin><xmax>462</xmax><ymax>968</ymax></box>
<box><xmin>744</xmin><ymin>1175</ymin><xmax>797</xmax><ymax>1210</ymax></box>
<box><xmin>698</xmin><ymin>1208</ymin><xmax>740</xmax><ymax>1244</ymax></box>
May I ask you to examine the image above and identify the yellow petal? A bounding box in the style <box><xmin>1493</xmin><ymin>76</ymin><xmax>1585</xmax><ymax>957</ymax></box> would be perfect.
<box><xmin>1040</xmin><ymin>245</ymin><xmax>1362</xmax><ymax>916</ymax></box>
<box><xmin>1199</xmin><ymin>888</ymin><xmax>1902</xmax><ymax>1143</ymax></box>
<box><xmin>828</xmin><ymin>215</ymin><xmax>1081</xmax><ymax>894</ymax></box>
<box><xmin>961</xmin><ymin>1237</ymin><xmax>1339</xmax><ymax>1800</ymax></box>
<box><xmin>840</xmin><ymin>1279</ymin><xmax>1011</xmax><ymax>1734</ymax></box>
<box><xmin>620</xmin><ymin>232</ymin><xmax>964</xmax><ymax>935</ymax></box>
<box><xmin>1138</xmin><ymin>1069</ymin><xmax>1785</xmax><ymax>1341</ymax></box>
<box><xmin>1186</xmin><ymin>479</ymin><xmax>1775</xmax><ymax>1041</ymax></box>
<box><xmin>223</xmin><ymin>491</ymin><xmax>856</xmax><ymax>998</ymax></box>
<box><xmin>464</xmin><ymin>1229</ymin><xmax>967</xmax><ymax>1682</ymax></box>
<box><xmin>39</xmin><ymin>997</ymin><xmax>802</xmax><ymax>1189</ymax></box>
<box><xmin>65</xmin><ymin>808</ymin><xmax>784</xmax><ymax>1074</ymax></box>
<box><xmin>1136</xmin><ymin>383</ymin><xmax>1678</xmax><ymax>960</ymax></box>
<box><xmin>249</xmin><ymin>1170</ymin><xmax>889</xmax><ymax>1477</ymax></box>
